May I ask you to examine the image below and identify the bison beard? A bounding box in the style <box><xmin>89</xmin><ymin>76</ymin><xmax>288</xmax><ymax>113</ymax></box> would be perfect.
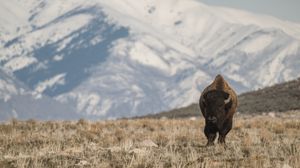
<box><xmin>199</xmin><ymin>74</ymin><xmax>238</xmax><ymax>146</ymax></box>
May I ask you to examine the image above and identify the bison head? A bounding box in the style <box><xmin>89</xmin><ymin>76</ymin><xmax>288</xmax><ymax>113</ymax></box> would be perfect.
<box><xmin>202</xmin><ymin>90</ymin><xmax>232</xmax><ymax>126</ymax></box>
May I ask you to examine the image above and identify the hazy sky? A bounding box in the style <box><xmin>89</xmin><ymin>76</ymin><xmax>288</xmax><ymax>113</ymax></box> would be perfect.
<box><xmin>199</xmin><ymin>0</ymin><xmax>300</xmax><ymax>23</ymax></box>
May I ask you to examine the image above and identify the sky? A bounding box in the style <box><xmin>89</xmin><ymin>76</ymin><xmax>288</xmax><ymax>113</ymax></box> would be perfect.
<box><xmin>199</xmin><ymin>0</ymin><xmax>300</xmax><ymax>23</ymax></box>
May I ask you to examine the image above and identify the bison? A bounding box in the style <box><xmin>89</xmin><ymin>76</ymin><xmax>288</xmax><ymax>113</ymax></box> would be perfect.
<box><xmin>199</xmin><ymin>74</ymin><xmax>238</xmax><ymax>146</ymax></box>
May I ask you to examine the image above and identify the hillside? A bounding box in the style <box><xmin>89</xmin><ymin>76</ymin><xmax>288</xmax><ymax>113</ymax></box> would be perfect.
<box><xmin>142</xmin><ymin>77</ymin><xmax>300</xmax><ymax>119</ymax></box>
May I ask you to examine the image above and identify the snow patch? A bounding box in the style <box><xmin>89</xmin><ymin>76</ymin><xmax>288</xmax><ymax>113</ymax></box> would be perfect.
<box><xmin>0</xmin><ymin>79</ymin><xmax>18</xmax><ymax>95</ymax></box>
<box><xmin>4</xmin><ymin>56</ymin><xmax>37</xmax><ymax>71</ymax></box>
<box><xmin>35</xmin><ymin>73</ymin><xmax>66</xmax><ymax>93</ymax></box>
<box><xmin>53</xmin><ymin>55</ymin><xmax>63</xmax><ymax>61</ymax></box>
<box><xmin>129</xmin><ymin>41</ymin><xmax>169</xmax><ymax>72</ymax></box>
<box><xmin>99</xmin><ymin>99</ymin><xmax>112</xmax><ymax>116</ymax></box>
<box><xmin>84</xmin><ymin>94</ymin><xmax>101</xmax><ymax>115</ymax></box>
<box><xmin>241</xmin><ymin>35</ymin><xmax>273</xmax><ymax>53</ymax></box>
<box><xmin>90</xmin><ymin>36</ymin><xmax>103</xmax><ymax>46</ymax></box>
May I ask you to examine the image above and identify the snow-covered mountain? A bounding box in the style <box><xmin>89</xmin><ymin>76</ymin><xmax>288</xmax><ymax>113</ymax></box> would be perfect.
<box><xmin>1</xmin><ymin>0</ymin><xmax>300</xmax><ymax>119</ymax></box>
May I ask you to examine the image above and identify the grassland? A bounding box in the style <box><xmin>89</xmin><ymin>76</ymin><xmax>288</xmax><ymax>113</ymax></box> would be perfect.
<box><xmin>0</xmin><ymin>111</ymin><xmax>299</xmax><ymax>168</ymax></box>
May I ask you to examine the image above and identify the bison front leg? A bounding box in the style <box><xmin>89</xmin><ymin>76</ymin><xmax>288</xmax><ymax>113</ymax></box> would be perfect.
<box><xmin>204</xmin><ymin>125</ymin><xmax>217</xmax><ymax>146</ymax></box>
<box><xmin>218</xmin><ymin>119</ymin><xmax>233</xmax><ymax>144</ymax></box>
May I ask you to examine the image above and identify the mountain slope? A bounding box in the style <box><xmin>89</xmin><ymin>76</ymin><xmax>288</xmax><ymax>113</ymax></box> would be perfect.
<box><xmin>1</xmin><ymin>0</ymin><xmax>300</xmax><ymax>119</ymax></box>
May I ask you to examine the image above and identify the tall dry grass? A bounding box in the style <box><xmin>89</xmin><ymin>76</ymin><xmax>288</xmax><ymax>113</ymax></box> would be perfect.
<box><xmin>0</xmin><ymin>111</ymin><xmax>299</xmax><ymax>168</ymax></box>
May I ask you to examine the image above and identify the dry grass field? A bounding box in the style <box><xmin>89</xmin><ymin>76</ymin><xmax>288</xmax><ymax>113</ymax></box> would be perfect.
<box><xmin>0</xmin><ymin>111</ymin><xmax>300</xmax><ymax>168</ymax></box>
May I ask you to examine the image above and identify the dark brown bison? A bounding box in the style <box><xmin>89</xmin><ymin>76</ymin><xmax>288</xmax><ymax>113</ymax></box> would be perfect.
<box><xmin>199</xmin><ymin>74</ymin><xmax>238</xmax><ymax>145</ymax></box>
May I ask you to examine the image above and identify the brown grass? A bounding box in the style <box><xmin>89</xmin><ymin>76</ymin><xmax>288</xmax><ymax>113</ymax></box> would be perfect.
<box><xmin>0</xmin><ymin>111</ymin><xmax>300</xmax><ymax>168</ymax></box>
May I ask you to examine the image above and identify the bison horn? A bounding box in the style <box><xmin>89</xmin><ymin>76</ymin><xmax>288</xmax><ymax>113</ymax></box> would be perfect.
<box><xmin>224</xmin><ymin>94</ymin><xmax>231</xmax><ymax>104</ymax></box>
